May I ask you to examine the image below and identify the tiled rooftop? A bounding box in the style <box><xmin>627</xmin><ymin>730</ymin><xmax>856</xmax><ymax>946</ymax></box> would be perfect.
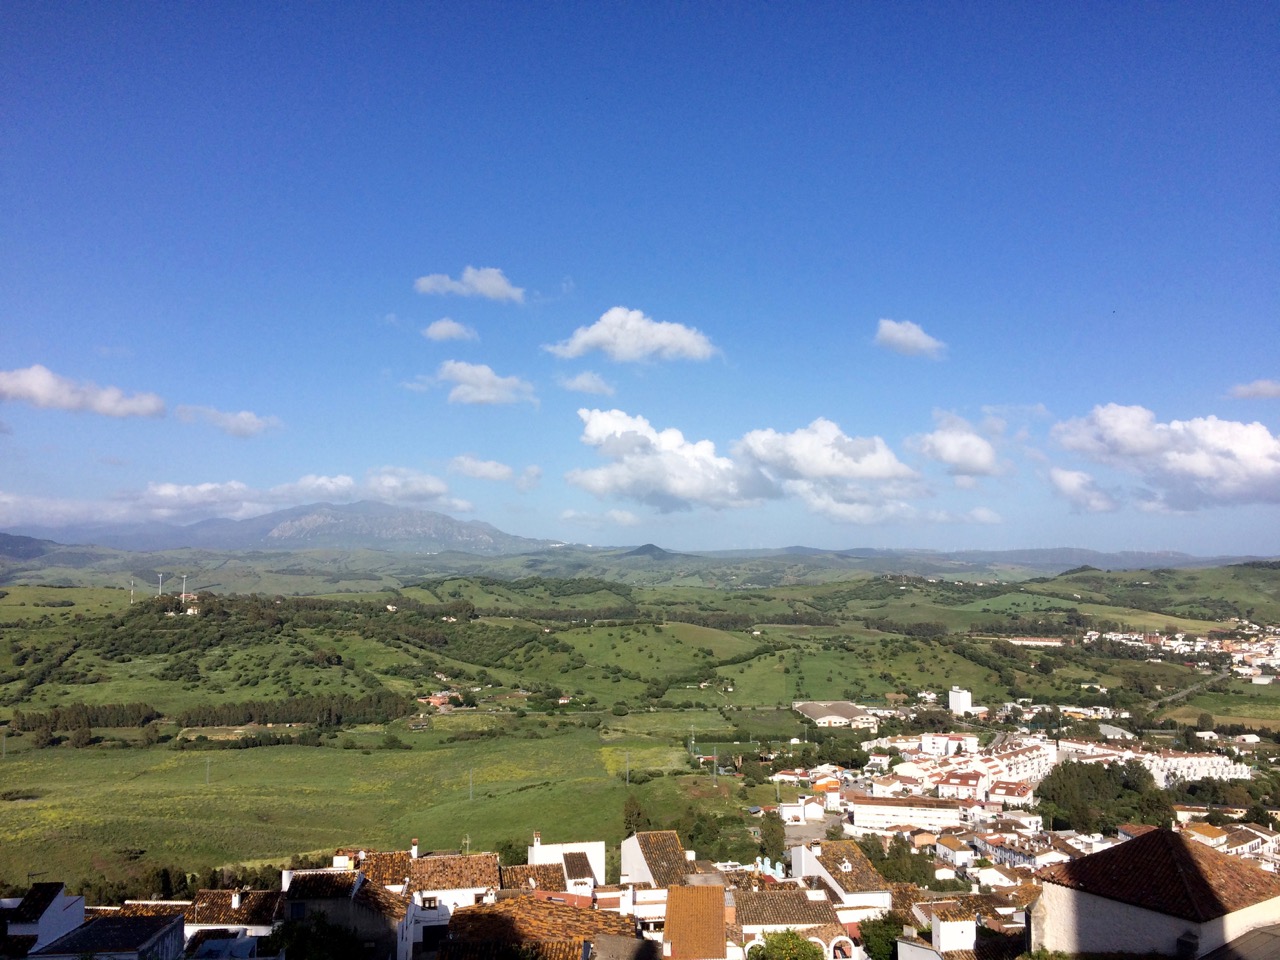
<box><xmin>634</xmin><ymin>832</ymin><xmax>690</xmax><ymax>888</ymax></box>
<box><xmin>734</xmin><ymin>889</ymin><xmax>840</xmax><ymax>928</ymax></box>
<box><xmin>1037</xmin><ymin>828</ymin><xmax>1280</xmax><ymax>923</ymax></box>
<box><xmin>814</xmin><ymin>841</ymin><xmax>888</xmax><ymax>895</ymax></box>
<box><xmin>285</xmin><ymin>869</ymin><xmax>361</xmax><ymax>900</ymax></box>
<box><xmin>448</xmin><ymin>895</ymin><xmax>637</xmax><ymax>943</ymax></box>
<box><xmin>501</xmin><ymin>864</ymin><xmax>569</xmax><ymax>892</ymax></box>
<box><xmin>190</xmin><ymin>890</ymin><xmax>284</xmax><ymax>926</ymax></box>
<box><xmin>563</xmin><ymin>852</ymin><xmax>595</xmax><ymax>882</ymax></box>
<box><xmin>410</xmin><ymin>854</ymin><xmax>502</xmax><ymax>893</ymax></box>
<box><xmin>664</xmin><ymin>886</ymin><xmax>726</xmax><ymax>960</ymax></box>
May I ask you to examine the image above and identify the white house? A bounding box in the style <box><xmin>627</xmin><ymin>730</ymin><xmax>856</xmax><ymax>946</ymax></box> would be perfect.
<box><xmin>1031</xmin><ymin>830</ymin><xmax>1280</xmax><ymax>958</ymax></box>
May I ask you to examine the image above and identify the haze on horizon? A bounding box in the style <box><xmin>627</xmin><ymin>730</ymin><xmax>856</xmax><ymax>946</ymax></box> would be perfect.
<box><xmin>2</xmin><ymin>5</ymin><xmax>1277</xmax><ymax>556</ymax></box>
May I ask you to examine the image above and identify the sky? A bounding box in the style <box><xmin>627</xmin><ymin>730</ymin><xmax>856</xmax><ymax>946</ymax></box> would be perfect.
<box><xmin>2</xmin><ymin>3</ymin><xmax>1278</xmax><ymax>555</ymax></box>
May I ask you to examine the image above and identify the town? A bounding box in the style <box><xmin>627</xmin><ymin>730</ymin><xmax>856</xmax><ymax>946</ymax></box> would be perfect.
<box><xmin>5</xmin><ymin>684</ymin><xmax>1279</xmax><ymax>960</ymax></box>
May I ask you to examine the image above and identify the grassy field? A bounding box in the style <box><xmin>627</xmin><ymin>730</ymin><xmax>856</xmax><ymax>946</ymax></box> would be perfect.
<box><xmin>3</xmin><ymin>564</ymin><xmax>1277</xmax><ymax>889</ymax></box>
<box><xmin>0</xmin><ymin>721</ymin><xmax>700</xmax><ymax>887</ymax></box>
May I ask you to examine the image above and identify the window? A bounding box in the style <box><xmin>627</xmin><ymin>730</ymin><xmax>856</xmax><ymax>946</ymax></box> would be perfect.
<box><xmin>423</xmin><ymin>897</ymin><xmax>438</xmax><ymax>910</ymax></box>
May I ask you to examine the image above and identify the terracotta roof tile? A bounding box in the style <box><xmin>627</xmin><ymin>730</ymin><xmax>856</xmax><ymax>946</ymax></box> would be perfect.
<box><xmin>9</xmin><ymin>884</ymin><xmax>65</xmax><ymax>923</ymax></box>
<box><xmin>635</xmin><ymin>832</ymin><xmax>690</xmax><ymax>888</ymax></box>
<box><xmin>1037</xmin><ymin>828</ymin><xmax>1280</xmax><ymax>923</ymax></box>
<box><xmin>189</xmin><ymin>890</ymin><xmax>283</xmax><ymax>926</ymax></box>
<box><xmin>285</xmin><ymin>869</ymin><xmax>361</xmax><ymax>900</ymax></box>
<box><xmin>502</xmin><ymin>864</ymin><xmax>569</xmax><ymax>892</ymax></box>
<box><xmin>342</xmin><ymin>849</ymin><xmax>413</xmax><ymax>887</ymax></box>
<box><xmin>665</xmin><ymin>885</ymin><xmax>726</xmax><ymax>960</ymax></box>
<box><xmin>353</xmin><ymin>880</ymin><xmax>410</xmax><ymax>922</ymax></box>
<box><xmin>815</xmin><ymin>841</ymin><xmax>888</xmax><ymax>895</ymax></box>
<box><xmin>563</xmin><ymin>852</ymin><xmax>595</xmax><ymax>882</ymax></box>
<box><xmin>448</xmin><ymin>896</ymin><xmax>637</xmax><ymax>944</ymax></box>
<box><xmin>410</xmin><ymin>854</ymin><xmax>502</xmax><ymax>893</ymax></box>
<box><xmin>117</xmin><ymin>900</ymin><xmax>192</xmax><ymax>920</ymax></box>
<box><xmin>734</xmin><ymin>890</ymin><xmax>841</xmax><ymax>928</ymax></box>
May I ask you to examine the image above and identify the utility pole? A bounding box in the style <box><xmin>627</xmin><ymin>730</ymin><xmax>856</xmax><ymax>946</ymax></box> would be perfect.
<box><xmin>205</xmin><ymin>757</ymin><xmax>211</xmax><ymax>786</ymax></box>
<box><xmin>469</xmin><ymin>769</ymin><xmax>473</xmax><ymax>802</ymax></box>
<box><xmin>158</xmin><ymin>573</ymin><xmax>163</xmax><ymax>597</ymax></box>
<box><xmin>626</xmin><ymin>750</ymin><xmax>630</xmax><ymax>786</ymax></box>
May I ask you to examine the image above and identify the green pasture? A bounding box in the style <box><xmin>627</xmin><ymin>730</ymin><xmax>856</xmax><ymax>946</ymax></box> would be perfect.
<box><xmin>0</xmin><ymin>723</ymin><xmax>697</xmax><ymax>887</ymax></box>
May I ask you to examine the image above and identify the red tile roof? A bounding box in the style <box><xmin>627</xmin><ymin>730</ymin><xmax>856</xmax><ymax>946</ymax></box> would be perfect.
<box><xmin>1037</xmin><ymin>829</ymin><xmax>1280</xmax><ymax>922</ymax></box>
<box><xmin>448</xmin><ymin>895</ymin><xmax>637</xmax><ymax>943</ymax></box>
<box><xmin>815</xmin><ymin>841</ymin><xmax>888</xmax><ymax>895</ymax></box>
<box><xmin>410</xmin><ymin>854</ymin><xmax>502</xmax><ymax>893</ymax></box>
<box><xmin>665</xmin><ymin>886</ymin><xmax>726</xmax><ymax>960</ymax></box>
<box><xmin>501</xmin><ymin>864</ymin><xmax>569</xmax><ymax>892</ymax></box>
<box><xmin>634</xmin><ymin>832</ymin><xmax>690</xmax><ymax>888</ymax></box>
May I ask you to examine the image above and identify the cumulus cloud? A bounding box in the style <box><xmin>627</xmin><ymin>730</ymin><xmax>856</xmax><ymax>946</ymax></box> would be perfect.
<box><xmin>176</xmin><ymin>405</ymin><xmax>282</xmax><ymax>438</ymax></box>
<box><xmin>967</xmin><ymin>506</ymin><xmax>1002</xmax><ymax>524</ymax></box>
<box><xmin>909</xmin><ymin>412</ymin><xmax>1000</xmax><ymax>478</ymax></box>
<box><xmin>366</xmin><ymin>466</ymin><xmax>469</xmax><ymax>510</ymax></box>
<box><xmin>873</xmin><ymin>319</ymin><xmax>946</xmax><ymax>358</ymax></box>
<box><xmin>559</xmin><ymin>371</ymin><xmax>615</xmax><ymax>396</ymax></box>
<box><xmin>450</xmin><ymin>455</ymin><xmax>514</xmax><ymax>481</ymax></box>
<box><xmin>516</xmin><ymin>466</ymin><xmax>542</xmax><ymax>491</ymax></box>
<box><xmin>0</xmin><ymin>364</ymin><xmax>164</xmax><ymax>418</ymax></box>
<box><xmin>414</xmin><ymin>266</ymin><xmax>524</xmax><ymax>303</ymax></box>
<box><xmin>423</xmin><ymin>318</ymin><xmax>478</xmax><ymax>342</ymax></box>
<box><xmin>435</xmin><ymin>361</ymin><xmax>537</xmax><ymax>406</ymax></box>
<box><xmin>736</xmin><ymin>418</ymin><xmax>924</xmax><ymax>524</ymax></box>
<box><xmin>567</xmin><ymin>409</ymin><xmax>757</xmax><ymax>512</ymax></box>
<box><xmin>546</xmin><ymin>307</ymin><xmax>717</xmax><ymax>362</ymax></box>
<box><xmin>1230</xmin><ymin>379</ymin><xmax>1280</xmax><ymax>399</ymax></box>
<box><xmin>737</xmin><ymin>418</ymin><xmax>916</xmax><ymax>483</ymax></box>
<box><xmin>1048</xmin><ymin>467</ymin><xmax>1118</xmax><ymax>513</ymax></box>
<box><xmin>1051</xmin><ymin>402</ymin><xmax>1280</xmax><ymax>509</ymax></box>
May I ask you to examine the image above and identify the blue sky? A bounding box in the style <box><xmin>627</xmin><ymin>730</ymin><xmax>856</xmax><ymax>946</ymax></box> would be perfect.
<box><xmin>2</xmin><ymin>3</ymin><xmax>1278</xmax><ymax>554</ymax></box>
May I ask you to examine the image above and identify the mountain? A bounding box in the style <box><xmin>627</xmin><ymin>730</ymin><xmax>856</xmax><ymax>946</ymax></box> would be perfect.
<box><xmin>3</xmin><ymin>501</ymin><xmax>566</xmax><ymax>556</ymax></box>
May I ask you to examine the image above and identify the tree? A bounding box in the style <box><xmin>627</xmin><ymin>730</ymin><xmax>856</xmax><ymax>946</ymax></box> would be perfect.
<box><xmin>760</xmin><ymin>811</ymin><xmax>785</xmax><ymax>861</ymax></box>
<box><xmin>623</xmin><ymin>793</ymin><xmax>649</xmax><ymax>836</ymax></box>
<box><xmin>495</xmin><ymin>837</ymin><xmax>528</xmax><ymax>865</ymax></box>
<box><xmin>858</xmin><ymin>912</ymin><xmax>908</xmax><ymax>960</ymax></box>
<box><xmin>749</xmin><ymin>931</ymin><xmax>823</xmax><ymax>960</ymax></box>
<box><xmin>69</xmin><ymin>726</ymin><xmax>93</xmax><ymax>749</ymax></box>
<box><xmin>1197</xmin><ymin>712</ymin><xmax>1216</xmax><ymax>732</ymax></box>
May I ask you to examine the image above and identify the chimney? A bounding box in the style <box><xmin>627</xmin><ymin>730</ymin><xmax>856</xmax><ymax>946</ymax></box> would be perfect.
<box><xmin>411</xmin><ymin>838</ymin><xmax>419</xmax><ymax>859</ymax></box>
<box><xmin>903</xmin><ymin>926</ymin><xmax>917</xmax><ymax>940</ymax></box>
<box><xmin>281</xmin><ymin>870</ymin><xmax>293</xmax><ymax>891</ymax></box>
<box><xmin>231</xmin><ymin>890</ymin><xmax>242</xmax><ymax>910</ymax></box>
<box><xmin>533</xmin><ymin>831</ymin><xmax>541</xmax><ymax>847</ymax></box>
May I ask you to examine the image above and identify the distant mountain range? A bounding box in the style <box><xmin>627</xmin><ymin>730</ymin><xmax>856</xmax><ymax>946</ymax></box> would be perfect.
<box><xmin>1</xmin><ymin>501</ymin><xmax>1272</xmax><ymax>592</ymax></box>
<box><xmin>1</xmin><ymin>501</ymin><xmax>565</xmax><ymax>555</ymax></box>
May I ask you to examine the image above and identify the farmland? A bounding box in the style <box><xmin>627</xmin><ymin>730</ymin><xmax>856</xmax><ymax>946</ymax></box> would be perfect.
<box><xmin>1</xmin><ymin>562</ymin><xmax>1278</xmax><ymax>889</ymax></box>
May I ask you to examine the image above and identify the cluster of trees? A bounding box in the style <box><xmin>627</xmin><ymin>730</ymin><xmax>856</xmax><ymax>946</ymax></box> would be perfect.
<box><xmin>10</xmin><ymin>701</ymin><xmax>161</xmax><ymax>731</ymax></box>
<box><xmin>1036</xmin><ymin>759</ymin><xmax>1174</xmax><ymax>831</ymax></box>
<box><xmin>174</xmin><ymin>691</ymin><xmax>414</xmax><ymax>727</ymax></box>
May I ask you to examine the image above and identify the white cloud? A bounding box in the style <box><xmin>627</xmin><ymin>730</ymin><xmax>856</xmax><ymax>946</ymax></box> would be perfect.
<box><xmin>1052</xmin><ymin>403</ymin><xmax>1280</xmax><ymax>509</ymax></box>
<box><xmin>435</xmin><ymin>360</ymin><xmax>537</xmax><ymax>406</ymax></box>
<box><xmin>450</xmin><ymin>455</ymin><xmax>514</xmax><ymax>481</ymax></box>
<box><xmin>1048</xmin><ymin>467</ymin><xmax>1118</xmax><ymax>513</ymax></box>
<box><xmin>516</xmin><ymin>465</ymin><xmax>542</xmax><ymax>491</ymax></box>
<box><xmin>545</xmin><ymin>307</ymin><xmax>717</xmax><ymax>362</ymax></box>
<box><xmin>873</xmin><ymin>319</ymin><xmax>946</xmax><ymax>358</ymax></box>
<box><xmin>423</xmin><ymin>318</ymin><xmax>478</xmax><ymax>342</ymax></box>
<box><xmin>736</xmin><ymin>418</ymin><xmax>924</xmax><ymax>524</ymax></box>
<box><xmin>366</xmin><ymin>466</ymin><xmax>468</xmax><ymax>509</ymax></box>
<box><xmin>176</xmin><ymin>405</ymin><xmax>282</xmax><ymax>438</ymax></box>
<box><xmin>270</xmin><ymin>474</ymin><xmax>358</xmax><ymax>502</ymax></box>
<box><xmin>0</xmin><ymin>364</ymin><xmax>165</xmax><ymax>418</ymax></box>
<box><xmin>414</xmin><ymin>266</ymin><xmax>524</xmax><ymax>303</ymax></box>
<box><xmin>1230</xmin><ymin>379</ymin><xmax>1280</xmax><ymax>399</ymax></box>
<box><xmin>736</xmin><ymin>418</ymin><xmax>916</xmax><ymax>482</ymax></box>
<box><xmin>909</xmin><ymin>412</ymin><xmax>999</xmax><ymax>477</ymax></box>
<box><xmin>559</xmin><ymin>371</ymin><xmax>615</xmax><ymax>396</ymax></box>
<box><xmin>567</xmin><ymin>408</ymin><xmax>757</xmax><ymax>512</ymax></box>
